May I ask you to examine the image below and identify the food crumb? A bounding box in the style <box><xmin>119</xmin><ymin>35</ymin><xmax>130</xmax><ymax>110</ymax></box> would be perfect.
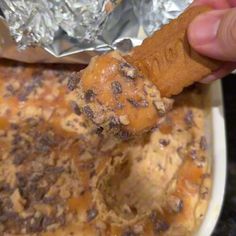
<box><xmin>87</xmin><ymin>208</ymin><xmax>98</xmax><ymax>222</ymax></box>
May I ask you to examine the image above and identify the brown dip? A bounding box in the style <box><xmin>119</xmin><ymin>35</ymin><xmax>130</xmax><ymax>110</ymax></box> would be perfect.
<box><xmin>0</xmin><ymin>60</ymin><xmax>211</xmax><ymax>236</ymax></box>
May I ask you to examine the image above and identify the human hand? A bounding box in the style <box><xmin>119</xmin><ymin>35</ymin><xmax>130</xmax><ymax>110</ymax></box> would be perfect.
<box><xmin>188</xmin><ymin>0</ymin><xmax>236</xmax><ymax>82</ymax></box>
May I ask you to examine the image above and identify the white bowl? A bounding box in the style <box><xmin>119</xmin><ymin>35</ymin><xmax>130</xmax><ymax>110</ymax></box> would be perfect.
<box><xmin>195</xmin><ymin>80</ymin><xmax>227</xmax><ymax>235</ymax></box>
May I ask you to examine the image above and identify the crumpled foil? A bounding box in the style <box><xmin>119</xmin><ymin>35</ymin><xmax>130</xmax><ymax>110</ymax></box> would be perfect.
<box><xmin>0</xmin><ymin>0</ymin><xmax>193</xmax><ymax>64</ymax></box>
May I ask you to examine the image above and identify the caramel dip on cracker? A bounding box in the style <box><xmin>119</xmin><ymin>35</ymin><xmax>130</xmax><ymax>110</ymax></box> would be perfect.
<box><xmin>69</xmin><ymin>6</ymin><xmax>220</xmax><ymax>138</ymax></box>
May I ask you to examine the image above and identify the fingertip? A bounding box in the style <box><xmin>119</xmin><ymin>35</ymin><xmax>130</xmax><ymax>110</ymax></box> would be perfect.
<box><xmin>200</xmin><ymin>74</ymin><xmax>218</xmax><ymax>84</ymax></box>
<box><xmin>188</xmin><ymin>11</ymin><xmax>222</xmax><ymax>47</ymax></box>
<box><xmin>187</xmin><ymin>9</ymin><xmax>236</xmax><ymax>61</ymax></box>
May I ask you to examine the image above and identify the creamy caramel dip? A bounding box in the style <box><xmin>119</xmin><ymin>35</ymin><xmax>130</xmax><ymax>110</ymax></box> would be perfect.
<box><xmin>0</xmin><ymin>60</ymin><xmax>211</xmax><ymax>236</ymax></box>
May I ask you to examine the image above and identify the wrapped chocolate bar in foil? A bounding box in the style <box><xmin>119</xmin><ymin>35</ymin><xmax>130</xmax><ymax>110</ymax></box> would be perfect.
<box><xmin>0</xmin><ymin>0</ymin><xmax>193</xmax><ymax>64</ymax></box>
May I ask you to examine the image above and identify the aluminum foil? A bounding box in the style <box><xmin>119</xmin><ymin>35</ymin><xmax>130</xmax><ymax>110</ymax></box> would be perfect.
<box><xmin>0</xmin><ymin>0</ymin><xmax>193</xmax><ymax>64</ymax></box>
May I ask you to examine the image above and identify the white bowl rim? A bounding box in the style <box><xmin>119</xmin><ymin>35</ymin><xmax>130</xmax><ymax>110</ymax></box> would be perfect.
<box><xmin>195</xmin><ymin>81</ymin><xmax>227</xmax><ymax>236</ymax></box>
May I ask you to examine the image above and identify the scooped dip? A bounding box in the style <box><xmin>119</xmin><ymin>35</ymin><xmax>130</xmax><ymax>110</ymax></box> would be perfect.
<box><xmin>69</xmin><ymin>51</ymin><xmax>173</xmax><ymax>139</ymax></box>
<box><xmin>0</xmin><ymin>60</ymin><xmax>211</xmax><ymax>236</ymax></box>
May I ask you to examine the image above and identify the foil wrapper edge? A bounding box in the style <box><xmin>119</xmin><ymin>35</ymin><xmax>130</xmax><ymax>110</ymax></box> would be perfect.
<box><xmin>0</xmin><ymin>0</ymin><xmax>193</xmax><ymax>64</ymax></box>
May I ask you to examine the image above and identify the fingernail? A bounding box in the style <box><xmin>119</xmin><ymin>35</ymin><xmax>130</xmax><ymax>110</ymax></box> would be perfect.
<box><xmin>188</xmin><ymin>11</ymin><xmax>224</xmax><ymax>46</ymax></box>
<box><xmin>200</xmin><ymin>74</ymin><xmax>218</xmax><ymax>84</ymax></box>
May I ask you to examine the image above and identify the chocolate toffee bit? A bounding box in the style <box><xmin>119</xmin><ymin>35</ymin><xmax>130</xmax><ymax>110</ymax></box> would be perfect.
<box><xmin>42</xmin><ymin>216</ymin><xmax>57</xmax><ymax>229</ymax></box>
<box><xmin>83</xmin><ymin>106</ymin><xmax>94</xmax><ymax>119</ymax></box>
<box><xmin>35</xmin><ymin>133</ymin><xmax>55</xmax><ymax>154</ymax></box>
<box><xmin>25</xmin><ymin>188</ymin><xmax>37</xmax><ymax>201</ymax></box>
<box><xmin>79</xmin><ymin>161</ymin><xmax>95</xmax><ymax>170</ymax></box>
<box><xmin>184</xmin><ymin>110</ymin><xmax>194</xmax><ymax>127</ymax></box>
<box><xmin>109</xmin><ymin>116</ymin><xmax>120</xmax><ymax>129</ymax></box>
<box><xmin>85</xmin><ymin>89</ymin><xmax>96</xmax><ymax>103</ymax></box>
<box><xmin>29</xmin><ymin>172</ymin><xmax>44</xmax><ymax>182</ymax></box>
<box><xmin>149</xmin><ymin>211</ymin><xmax>169</xmax><ymax>233</ymax></box>
<box><xmin>116</xmin><ymin>102</ymin><xmax>124</xmax><ymax>109</ymax></box>
<box><xmin>86</xmin><ymin>207</ymin><xmax>98</xmax><ymax>222</ymax></box>
<box><xmin>122</xmin><ymin>229</ymin><xmax>138</xmax><ymax>236</ymax></box>
<box><xmin>26</xmin><ymin>117</ymin><xmax>40</xmax><ymax>127</ymax></box>
<box><xmin>139</xmin><ymin>100</ymin><xmax>149</xmax><ymax>108</ymax></box>
<box><xmin>43</xmin><ymin>197</ymin><xmax>55</xmax><ymax>204</ymax></box>
<box><xmin>18</xmin><ymin>74</ymin><xmax>43</xmax><ymax>101</ymax></box>
<box><xmin>202</xmin><ymin>173</ymin><xmax>211</xmax><ymax>179</ymax></box>
<box><xmin>119</xmin><ymin>62</ymin><xmax>137</xmax><ymax>79</ymax></box>
<box><xmin>150</xmin><ymin>211</ymin><xmax>159</xmax><ymax>223</ymax></box>
<box><xmin>25</xmin><ymin>214</ymin><xmax>44</xmax><ymax>233</ymax></box>
<box><xmin>45</xmin><ymin>166</ymin><xmax>64</xmax><ymax>174</ymax></box>
<box><xmin>159</xmin><ymin>139</ymin><xmax>170</xmax><ymax>147</ymax></box>
<box><xmin>67</xmin><ymin>73</ymin><xmax>80</xmax><ymax>91</ymax></box>
<box><xmin>11</xmin><ymin>134</ymin><xmax>23</xmax><ymax>146</ymax></box>
<box><xmin>6</xmin><ymin>84</ymin><xmax>15</xmax><ymax>95</ymax></box>
<box><xmin>189</xmin><ymin>149</ymin><xmax>197</xmax><ymax>160</ymax></box>
<box><xmin>34</xmin><ymin>187</ymin><xmax>49</xmax><ymax>201</ymax></box>
<box><xmin>0</xmin><ymin>182</ymin><xmax>11</xmax><ymax>192</ymax></box>
<box><xmin>57</xmin><ymin>214</ymin><xmax>66</xmax><ymax>226</ymax></box>
<box><xmin>95</xmin><ymin>127</ymin><xmax>104</xmax><ymax>135</ymax></box>
<box><xmin>115</xmin><ymin>39</ymin><xmax>133</xmax><ymax>53</ymax></box>
<box><xmin>118</xmin><ymin>129</ymin><xmax>131</xmax><ymax>140</ymax></box>
<box><xmin>200</xmin><ymin>186</ymin><xmax>209</xmax><ymax>199</ymax></box>
<box><xmin>143</xmin><ymin>83</ymin><xmax>154</xmax><ymax>96</ymax></box>
<box><xmin>69</xmin><ymin>101</ymin><xmax>81</xmax><ymax>116</ymax></box>
<box><xmin>127</xmin><ymin>98</ymin><xmax>148</xmax><ymax>108</ymax></box>
<box><xmin>16</xmin><ymin>173</ymin><xmax>27</xmax><ymax>188</ymax></box>
<box><xmin>89</xmin><ymin>170</ymin><xmax>96</xmax><ymax>179</ymax></box>
<box><xmin>153</xmin><ymin>219</ymin><xmax>170</xmax><ymax>233</ymax></box>
<box><xmin>0</xmin><ymin>215</ymin><xmax>7</xmax><ymax>223</ymax></box>
<box><xmin>167</xmin><ymin>196</ymin><xmax>184</xmax><ymax>213</ymax></box>
<box><xmin>200</xmin><ymin>136</ymin><xmax>208</xmax><ymax>151</ymax></box>
<box><xmin>0</xmin><ymin>212</ymin><xmax>20</xmax><ymax>223</ymax></box>
<box><xmin>12</xmin><ymin>152</ymin><xmax>27</xmax><ymax>165</ymax></box>
<box><xmin>195</xmin><ymin>155</ymin><xmax>206</xmax><ymax>168</ymax></box>
<box><xmin>32</xmin><ymin>70</ymin><xmax>43</xmax><ymax>79</ymax></box>
<box><xmin>10</xmin><ymin>123</ymin><xmax>19</xmax><ymax>130</ymax></box>
<box><xmin>111</xmin><ymin>81</ymin><xmax>122</xmax><ymax>94</ymax></box>
<box><xmin>127</xmin><ymin>98</ymin><xmax>139</xmax><ymax>108</ymax></box>
<box><xmin>54</xmin><ymin>70</ymin><xmax>69</xmax><ymax>83</ymax></box>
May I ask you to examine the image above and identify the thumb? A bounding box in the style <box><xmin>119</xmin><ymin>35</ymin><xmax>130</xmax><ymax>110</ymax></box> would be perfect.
<box><xmin>188</xmin><ymin>8</ymin><xmax>236</xmax><ymax>61</ymax></box>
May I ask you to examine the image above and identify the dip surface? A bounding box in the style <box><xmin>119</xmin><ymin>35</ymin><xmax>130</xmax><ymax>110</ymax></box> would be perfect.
<box><xmin>0</xmin><ymin>60</ymin><xmax>211</xmax><ymax>236</ymax></box>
